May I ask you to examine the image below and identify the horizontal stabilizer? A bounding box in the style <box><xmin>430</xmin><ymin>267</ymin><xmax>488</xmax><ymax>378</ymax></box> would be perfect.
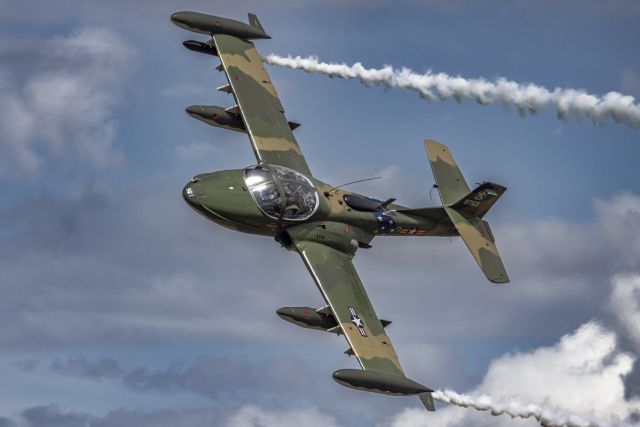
<box><xmin>444</xmin><ymin>207</ymin><xmax>509</xmax><ymax>283</ymax></box>
<box><xmin>425</xmin><ymin>139</ymin><xmax>471</xmax><ymax>206</ymax></box>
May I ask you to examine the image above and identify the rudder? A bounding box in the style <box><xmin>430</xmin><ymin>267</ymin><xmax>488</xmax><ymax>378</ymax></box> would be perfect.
<box><xmin>450</xmin><ymin>182</ymin><xmax>507</xmax><ymax>218</ymax></box>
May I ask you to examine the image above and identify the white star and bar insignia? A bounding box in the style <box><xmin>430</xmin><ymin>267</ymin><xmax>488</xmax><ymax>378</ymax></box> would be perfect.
<box><xmin>348</xmin><ymin>307</ymin><xmax>367</xmax><ymax>337</ymax></box>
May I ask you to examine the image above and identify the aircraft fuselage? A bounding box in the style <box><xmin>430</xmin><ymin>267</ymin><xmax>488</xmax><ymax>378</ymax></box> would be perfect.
<box><xmin>182</xmin><ymin>166</ymin><xmax>456</xmax><ymax>245</ymax></box>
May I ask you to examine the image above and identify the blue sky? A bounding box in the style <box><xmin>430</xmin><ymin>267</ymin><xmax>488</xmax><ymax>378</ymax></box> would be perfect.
<box><xmin>1</xmin><ymin>1</ymin><xmax>639</xmax><ymax>426</ymax></box>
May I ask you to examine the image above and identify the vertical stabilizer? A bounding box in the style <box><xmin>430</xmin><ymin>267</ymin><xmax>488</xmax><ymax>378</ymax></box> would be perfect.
<box><xmin>248</xmin><ymin>13</ymin><xmax>266</xmax><ymax>33</ymax></box>
<box><xmin>420</xmin><ymin>392</ymin><xmax>436</xmax><ymax>411</ymax></box>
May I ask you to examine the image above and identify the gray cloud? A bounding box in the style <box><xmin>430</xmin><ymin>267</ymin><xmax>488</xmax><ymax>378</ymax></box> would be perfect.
<box><xmin>21</xmin><ymin>405</ymin><xmax>88</xmax><ymax>427</ymax></box>
<box><xmin>50</xmin><ymin>357</ymin><xmax>124</xmax><ymax>380</ymax></box>
<box><xmin>0</xmin><ymin>27</ymin><xmax>135</xmax><ymax>176</ymax></box>
<box><xmin>0</xmin><ymin>3</ymin><xmax>638</xmax><ymax>425</ymax></box>
<box><xmin>13</xmin><ymin>405</ymin><xmax>223</xmax><ymax>427</ymax></box>
<box><xmin>2</xmin><ymin>167</ymin><xmax>640</xmax><ymax>359</ymax></box>
<box><xmin>1</xmin><ymin>159</ymin><xmax>639</xmax><ymax>427</ymax></box>
<box><xmin>622</xmin><ymin>69</ymin><xmax>640</xmax><ymax>97</ymax></box>
<box><xmin>4</xmin><ymin>404</ymin><xmax>345</xmax><ymax>427</ymax></box>
<box><xmin>12</xmin><ymin>358</ymin><xmax>39</xmax><ymax>372</ymax></box>
<box><xmin>44</xmin><ymin>354</ymin><xmax>355</xmax><ymax>410</ymax></box>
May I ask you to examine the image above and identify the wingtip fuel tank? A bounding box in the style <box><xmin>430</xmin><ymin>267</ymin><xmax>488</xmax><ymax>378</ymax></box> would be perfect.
<box><xmin>332</xmin><ymin>369</ymin><xmax>433</xmax><ymax>396</ymax></box>
<box><xmin>171</xmin><ymin>11</ymin><xmax>270</xmax><ymax>39</ymax></box>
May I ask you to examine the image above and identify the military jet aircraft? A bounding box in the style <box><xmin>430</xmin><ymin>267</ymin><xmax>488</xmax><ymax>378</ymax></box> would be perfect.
<box><xmin>171</xmin><ymin>11</ymin><xmax>509</xmax><ymax>412</ymax></box>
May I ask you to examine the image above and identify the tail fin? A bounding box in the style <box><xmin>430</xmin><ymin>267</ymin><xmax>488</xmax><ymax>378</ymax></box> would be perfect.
<box><xmin>424</xmin><ymin>139</ymin><xmax>509</xmax><ymax>284</ymax></box>
<box><xmin>449</xmin><ymin>182</ymin><xmax>507</xmax><ymax>218</ymax></box>
<box><xmin>419</xmin><ymin>392</ymin><xmax>436</xmax><ymax>411</ymax></box>
<box><xmin>248</xmin><ymin>13</ymin><xmax>266</xmax><ymax>33</ymax></box>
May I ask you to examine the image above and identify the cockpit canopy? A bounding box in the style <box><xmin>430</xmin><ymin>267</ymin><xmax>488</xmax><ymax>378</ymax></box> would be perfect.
<box><xmin>243</xmin><ymin>164</ymin><xmax>319</xmax><ymax>222</ymax></box>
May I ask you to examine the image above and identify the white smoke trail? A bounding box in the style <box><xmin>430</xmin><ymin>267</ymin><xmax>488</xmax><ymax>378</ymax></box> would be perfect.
<box><xmin>432</xmin><ymin>389</ymin><xmax>630</xmax><ymax>427</ymax></box>
<box><xmin>264</xmin><ymin>54</ymin><xmax>640</xmax><ymax>130</ymax></box>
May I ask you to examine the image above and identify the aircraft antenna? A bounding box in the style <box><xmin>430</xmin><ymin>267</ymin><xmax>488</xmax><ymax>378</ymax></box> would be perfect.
<box><xmin>429</xmin><ymin>184</ymin><xmax>438</xmax><ymax>201</ymax></box>
<box><xmin>329</xmin><ymin>176</ymin><xmax>382</xmax><ymax>194</ymax></box>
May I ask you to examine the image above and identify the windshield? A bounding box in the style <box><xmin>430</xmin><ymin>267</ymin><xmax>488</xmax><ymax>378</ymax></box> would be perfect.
<box><xmin>243</xmin><ymin>165</ymin><xmax>319</xmax><ymax>221</ymax></box>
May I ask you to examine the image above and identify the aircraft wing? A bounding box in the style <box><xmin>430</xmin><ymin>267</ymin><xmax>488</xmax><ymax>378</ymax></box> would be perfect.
<box><xmin>212</xmin><ymin>34</ymin><xmax>312</xmax><ymax>176</ymax></box>
<box><xmin>293</xmin><ymin>239</ymin><xmax>405</xmax><ymax>376</ymax></box>
<box><xmin>290</xmin><ymin>233</ymin><xmax>435</xmax><ymax>410</ymax></box>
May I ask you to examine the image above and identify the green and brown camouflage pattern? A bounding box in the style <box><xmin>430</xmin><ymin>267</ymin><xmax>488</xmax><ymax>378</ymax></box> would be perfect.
<box><xmin>213</xmin><ymin>34</ymin><xmax>312</xmax><ymax>176</ymax></box>
<box><xmin>293</xmin><ymin>237</ymin><xmax>404</xmax><ymax>376</ymax></box>
<box><xmin>444</xmin><ymin>207</ymin><xmax>509</xmax><ymax>284</ymax></box>
<box><xmin>425</xmin><ymin>139</ymin><xmax>471</xmax><ymax>206</ymax></box>
<box><xmin>424</xmin><ymin>139</ymin><xmax>509</xmax><ymax>283</ymax></box>
<box><xmin>174</xmin><ymin>11</ymin><xmax>510</xmax><ymax>412</ymax></box>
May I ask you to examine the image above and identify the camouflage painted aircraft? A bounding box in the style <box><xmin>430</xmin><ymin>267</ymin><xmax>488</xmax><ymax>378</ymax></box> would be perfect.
<box><xmin>171</xmin><ymin>11</ymin><xmax>509</xmax><ymax>412</ymax></box>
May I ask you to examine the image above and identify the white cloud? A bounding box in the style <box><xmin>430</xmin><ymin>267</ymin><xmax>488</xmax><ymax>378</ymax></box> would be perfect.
<box><xmin>0</xmin><ymin>27</ymin><xmax>135</xmax><ymax>176</ymax></box>
<box><xmin>383</xmin><ymin>296</ymin><xmax>640</xmax><ymax>427</ymax></box>
<box><xmin>595</xmin><ymin>193</ymin><xmax>640</xmax><ymax>271</ymax></box>
<box><xmin>610</xmin><ymin>274</ymin><xmax>640</xmax><ymax>352</ymax></box>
